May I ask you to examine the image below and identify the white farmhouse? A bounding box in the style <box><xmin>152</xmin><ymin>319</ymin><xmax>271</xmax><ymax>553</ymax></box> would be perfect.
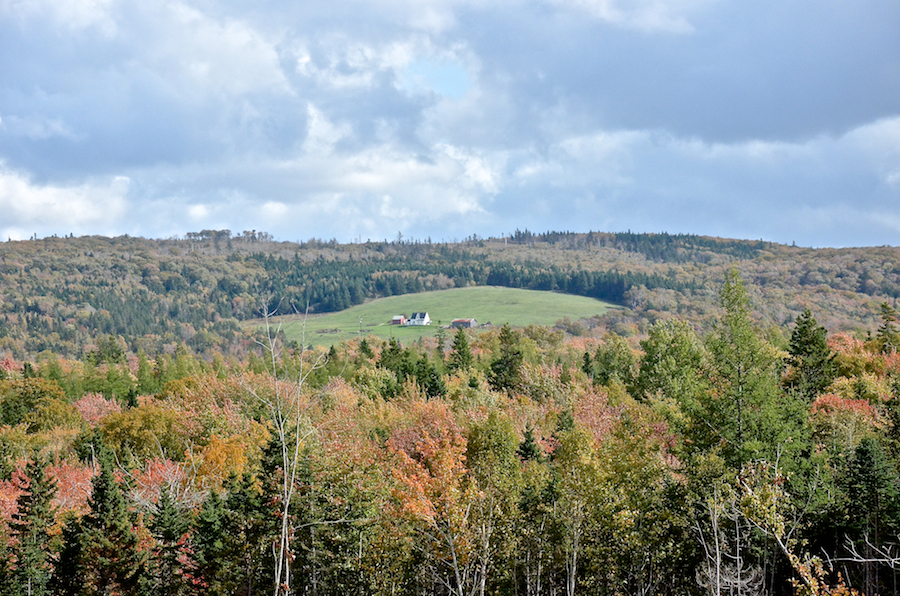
<box><xmin>405</xmin><ymin>312</ymin><xmax>431</xmax><ymax>326</ymax></box>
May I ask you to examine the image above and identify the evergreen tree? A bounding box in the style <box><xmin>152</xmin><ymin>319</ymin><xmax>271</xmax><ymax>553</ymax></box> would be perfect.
<box><xmin>8</xmin><ymin>457</ymin><xmax>58</xmax><ymax>596</ymax></box>
<box><xmin>489</xmin><ymin>324</ymin><xmax>524</xmax><ymax>393</ymax></box>
<box><xmin>62</xmin><ymin>450</ymin><xmax>146</xmax><ymax>595</ymax></box>
<box><xmin>197</xmin><ymin>473</ymin><xmax>271</xmax><ymax>596</ymax></box>
<box><xmin>580</xmin><ymin>351</ymin><xmax>593</xmax><ymax>380</ymax></box>
<box><xmin>448</xmin><ymin>327</ymin><xmax>473</xmax><ymax>372</ymax></box>
<box><xmin>415</xmin><ymin>356</ymin><xmax>447</xmax><ymax>398</ymax></box>
<box><xmin>434</xmin><ymin>326</ymin><xmax>447</xmax><ymax>363</ymax></box>
<box><xmin>517</xmin><ymin>426</ymin><xmax>543</xmax><ymax>462</ymax></box>
<box><xmin>193</xmin><ymin>490</ymin><xmax>228</xmax><ymax>596</ymax></box>
<box><xmin>699</xmin><ymin>269</ymin><xmax>803</xmax><ymax>468</ymax></box>
<box><xmin>841</xmin><ymin>438</ymin><xmax>900</xmax><ymax>595</ymax></box>
<box><xmin>876</xmin><ymin>302</ymin><xmax>900</xmax><ymax>354</ymax></box>
<box><xmin>357</xmin><ymin>338</ymin><xmax>373</xmax><ymax>360</ymax></box>
<box><xmin>147</xmin><ymin>485</ymin><xmax>192</xmax><ymax>596</ymax></box>
<box><xmin>51</xmin><ymin>516</ymin><xmax>83</xmax><ymax>596</ymax></box>
<box><xmin>786</xmin><ymin>309</ymin><xmax>836</xmax><ymax>400</ymax></box>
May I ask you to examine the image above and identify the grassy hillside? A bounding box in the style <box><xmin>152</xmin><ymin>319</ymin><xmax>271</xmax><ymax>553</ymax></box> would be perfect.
<box><xmin>255</xmin><ymin>286</ymin><xmax>617</xmax><ymax>346</ymax></box>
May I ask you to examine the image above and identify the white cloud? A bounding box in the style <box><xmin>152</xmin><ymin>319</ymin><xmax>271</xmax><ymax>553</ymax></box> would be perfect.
<box><xmin>0</xmin><ymin>0</ymin><xmax>117</xmax><ymax>34</ymax></box>
<box><xmin>552</xmin><ymin>0</ymin><xmax>716</xmax><ymax>33</ymax></box>
<box><xmin>0</xmin><ymin>166</ymin><xmax>128</xmax><ymax>237</ymax></box>
<box><xmin>187</xmin><ymin>204</ymin><xmax>208</xmax><ymax>219</ymax></box>
<box><xmin>137</xmin><ymin>1</ymin><xmax>288</xmax><ymax>97</ymax></box>
<box><xmin>0</xmin><ymin>114</ymin><xmax>80</xmax><ymax>140</ymax></box>
<box><xmin>302</xmin><ymin>104</ymin><xmax>352</xmax><ymax>153</ymax></box>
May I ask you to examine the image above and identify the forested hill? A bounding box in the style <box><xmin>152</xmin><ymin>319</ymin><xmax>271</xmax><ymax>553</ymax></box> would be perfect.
<box><xmin>0</xmin><ymin>230</ymin><xmax>897</xmax><ymax>358</ymax></box>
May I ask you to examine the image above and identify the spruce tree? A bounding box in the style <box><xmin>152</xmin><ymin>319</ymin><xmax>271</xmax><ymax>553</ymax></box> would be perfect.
<box><xmin>448</xmin><ymin>327</ymin><xmax>473</xmax><ymax>372</ymax></box>
<box><xmin>786</xmin><ymin>308</ymin><xmax>836</xmax><ymax>400</ymax></box>
<box><xmin>70</xmin><ymin>450</ymin><xmax>146</xmax><ymax>595</ymax></box>
<box><xmin>147</xmin><ymin>485</ymin><xmax>192</xmax><ymax>596</ymax></box>
<box><xmin>9</xmin><ymin>457</ymin><xmax>58</xmax><ymax>596</ymax></box>
<box><xmin>517</xmin><ymin>427</ymin><xmax>543</xmax><ymax>462</ymax></box>
<box><xmin>876</xmin><ymin>302</ymin><xmax>900</xmax><ymax>354</ymax></box>
<box><xmin>193</xmin><ymin>490</ymin><xmax>227</xmax><ymax>596</ymax></box>
<box><xmin>701</xmin><ymin>269</ymin><xmax>803</xmax><ymax>468</ymax></box>
<box><xmin>488</xmin><ymin>324</ymin><xmax>523</xmax><ymax>393</ymax></box>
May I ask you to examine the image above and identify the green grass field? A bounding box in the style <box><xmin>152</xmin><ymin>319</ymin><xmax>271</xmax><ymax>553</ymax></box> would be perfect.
<box><xmin>250</xmin><ymin>286</ymin><xmax>616</xmax><ymax>346</ymax></box>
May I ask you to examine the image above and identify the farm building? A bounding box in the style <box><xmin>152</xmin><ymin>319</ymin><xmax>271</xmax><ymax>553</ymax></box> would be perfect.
<box><xmin>450</xmin><ymin>318</ymin><xmax>478</xmax><ymax>329</ymax></box>
<box><xmin>390</xmin><ymin>315</ymin><xmax>407</xmax><ymax>325</ymax></box>
<box><xmin>406</xmin><ymin>312</ymin><xmax>431</xmax><ymax>326</ymax></box>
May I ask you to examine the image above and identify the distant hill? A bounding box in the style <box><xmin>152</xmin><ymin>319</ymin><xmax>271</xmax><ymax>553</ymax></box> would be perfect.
<box><xmin>0</xmin><ymin>231</ymin><xmax>897</xmax><ymax>358</ymax></box>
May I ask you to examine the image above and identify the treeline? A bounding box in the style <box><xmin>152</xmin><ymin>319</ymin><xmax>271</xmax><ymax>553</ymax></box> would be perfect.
<box><xmin>2</xmin><ymin>272</ymin><xmax>900</xmax><ymax>595</ymax></box>
<box><xmin>2</xmin><ymin>232</ymin><xmax>900</xmax><ymax>361</ymax></box>
<box><xmin>249</xmin><ymin>251</ymin><xmax>684</xmax><ymax>315</ymax></box>
<box><xmin>507</xmin><ymin>229</ymin><xmax>773</xmax><ymax>261</ymax></box>
<box><xmin>0</xmin><ymin>235</ymin><xmax>683</xmax><ymax>359</ymax></box>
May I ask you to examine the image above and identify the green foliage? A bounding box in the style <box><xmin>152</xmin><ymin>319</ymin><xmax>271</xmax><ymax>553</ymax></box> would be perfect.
<box><xmin>8</xmin><ymin>458</ymin><xmax>58</xmax><ymax>596</ymax></box>
<box><xmin>786</xmin><ymin>309</ymin><xmax>837</xmax><ymax>400</ymax></box>
<box><xmin>146</xmin><ymin>486</ymin><xmax>193</xmax><ymax>596</ymax></box>
<box><xmin>696</xmin><ymin>269</ymin><xmax>806</xmax><ymax>468</ymax></box>
<box><xmin>876</xmin><ymin>302</ymin><xmax>900</xmax><ymax>354</ymax></box>
<box><xmin>517</xmin><ymin>426</ymin><xmax>543</xmax><ymax>462</ymax></box>
<box><xmin>58</xmin><ymin>450</ymin><xmax>146</xmax><ymax>596</ymax></box>
<box><xmin>488</xmin><ymin>324</ymin><xmax>524</xmax><ymax>393</ymax></box>
<box><xmin>0</xmin><ymin>378</ymin><xmax>67</xmax><ymax>428</ymax></box>
<box><xmin>593</xmin><ymin>333</ymin><xmax>637</xmax><ymax>389</ymax></box>
<box><xmin>448</xmin><ymin>328</ymin><xmax>473</xmax><ymax>372</ymax></box>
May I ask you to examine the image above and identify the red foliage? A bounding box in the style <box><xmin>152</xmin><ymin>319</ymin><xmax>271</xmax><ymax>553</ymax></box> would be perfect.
<box><xmin>574</xmin><ymin>387</ymin><xmax>621</xmax><ymax>444</ymax></box>
<box><xmin>811</xmin><ymin>393</ymin><xmax>881</xmax><ymax>421</ymax></box>
<box><xmin>130</xmin><ymin>457</ymin><xmax>205</xmax><ymax>511</ymax></box>
<box><xmin>74</xmin><ymin>392</ymin><xmax>123</xmax><ymax>426</ymax></box>
<box><xmin>0</xmin><ymin>356</ymin><xmax>21</xmax><ymax>375</ymax></box>
<box><xmin>48</xmin><ymin>460</ymin><xmax>95</xmax><ymax>517</ymax></box>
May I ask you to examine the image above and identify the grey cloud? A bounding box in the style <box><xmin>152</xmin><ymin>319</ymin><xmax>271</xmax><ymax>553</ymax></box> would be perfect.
<box><xmin>1</xmin><ymin>0</ymin><xmax>898</xmax><ymax>246</ymax></box>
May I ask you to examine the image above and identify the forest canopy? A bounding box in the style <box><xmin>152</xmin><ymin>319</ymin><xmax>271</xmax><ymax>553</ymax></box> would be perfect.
<box><xmin>1</xmin><ymin>249</ymin><xmax>900</xmax><ymax>594</ymax></box>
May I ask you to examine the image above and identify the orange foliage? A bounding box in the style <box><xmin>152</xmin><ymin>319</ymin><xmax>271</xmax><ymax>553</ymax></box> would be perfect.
<box><xmin>49</xmin><ymin>460</ymin><xmax>95</xmax><ymax>518</ymax></box>
<box><xmin>190</xmin><ymin>435</ymin><xmax>254</xmax><ymax>485</ymax></box>
<box><xmin>388</xmin><ymin>400</ymin><xmax>472</xmax><ymax>524</ymax></box>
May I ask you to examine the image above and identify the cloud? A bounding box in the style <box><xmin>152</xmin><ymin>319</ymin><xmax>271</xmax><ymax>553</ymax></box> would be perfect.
<box><xmin>1</xmin><ymin>0</ymin><xmax>898</xmax><ymax>247</ymax></box>
<box><xmin>0</xmin><ymin>0</ymin><xmax>118</xmax><ymax>34</ymax></box>
<box><xmin>0</xmin><ymin>166</ymin><xmax>128</xmax><ymax>239</ymax></box>
<box><xmin>552</xmin><ymin>0</ymin><xmax>715</xmax><ymax>33</ymax></box>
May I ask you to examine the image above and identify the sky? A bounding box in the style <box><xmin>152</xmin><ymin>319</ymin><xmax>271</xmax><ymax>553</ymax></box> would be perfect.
<box><xmin>1</xmin><ymin>0</ymin><xmax>898</xmax><ymax>247</ymax></box>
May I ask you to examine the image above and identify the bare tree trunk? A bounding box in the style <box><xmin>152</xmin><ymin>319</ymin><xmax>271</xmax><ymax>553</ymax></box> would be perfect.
<box><xmin>246</xmin><ymin>304</ymin><xmax>325</xmax><ymax>596</ymax></box>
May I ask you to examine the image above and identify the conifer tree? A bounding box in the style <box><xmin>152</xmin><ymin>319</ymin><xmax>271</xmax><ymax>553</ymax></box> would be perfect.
<box><xmin>193</xmin><ymin>490</ymin><xmax>227</xmax><ymax>596</ymax></box>
<box><xmin>147</xmin><ymin>485</ymin><xmax>192</xmax><ymax>596</ymax></box>
<box><xmin>51</xmin><ymin>516</ymin><xmax>83</xmax><ymax>596</ymax></box>
<box><xmin>488</xmin><ymin>324</ymin><xmax>523</xmax><ymax>393</ymax></box>
<box><xmin>700</xmin><ymin>269</ymin><xmax>803</xmax><ymax>468</ymax></box>
<box><xmin>59</xmin><ymin>450</ymin><xmax>146</xmax><ymax>596</ymax></box>
<box><xmin>580</xmin><ymin>351</ymin><xmax>593</xmax><ymax>380</ymax></box>
<box><xmin>876</xmin><ymin>302</ymin><xmax>900</xmax><ymax>354</ymax></box>
<box><xmin>9</xmin><ymin>457</ymin><xmax>58</xmax><ymax>596</ymax></box>
<box><xmin>448</xmin><ymin>327</ymin><xmax>473</xmax><ymax>372</ymax></box>
<box><xmin>786</xmin><ymin>309</ymin><xmax>836</xmax><ymax>400</ymax></box>
<box><xmin>517</xmin><ymin>427</ymin><xmax>543</xmax><ymax>462</ymax></box>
